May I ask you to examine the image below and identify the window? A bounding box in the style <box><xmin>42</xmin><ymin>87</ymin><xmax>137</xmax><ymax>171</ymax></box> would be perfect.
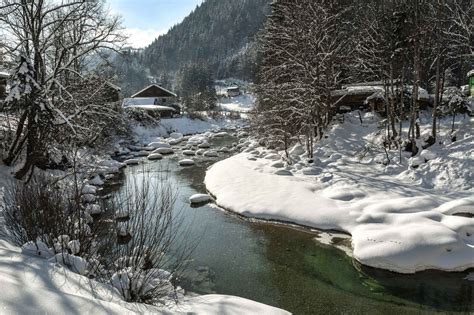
<box><xmin>162</xmin><ymin>98</ymin><xmax>166</xmax><ymax>103</ymax></box>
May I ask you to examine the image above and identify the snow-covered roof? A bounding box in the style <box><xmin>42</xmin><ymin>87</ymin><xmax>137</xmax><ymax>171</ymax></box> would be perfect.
<box><xmin>0</xmin><ymin>71</ymin><xmax>9</xmax><ymax>78</ymax></box>
<box><xmin>126</xmin><ymin>105</ymin><xmax>176</xmax><ymax>111</ymax></box>
<box><xmin>346</xmin><ymin>86</ymin><xmax>385</xmax><ymax>94</ymax></box>
<box><xmin>123</xmin><ymin>97</ymin><xmax>156</xmax><ymax>107</ymax></box>
<box><xmin>122</xmin><ymin>98</ymin><xmax>176</xmax><ymax>111</ymax></box>
<box><xmin>332</xmin><ymin>84</ymin><xmax>430</xmax><ymax>100</ymax></box>
<box><xmin>467</xmin><ymin>69</ymin><xmax>474</xmax><ymax>78</ymax></box>
<box><xmin>131</xmin><ymin>84</ymin><xmax>177</xmax><ymax>98</ymax></box>
<box><xmin>226</xmin><ymin>86</ymin><xmax>240</xmax><ymax>90</ymax></box>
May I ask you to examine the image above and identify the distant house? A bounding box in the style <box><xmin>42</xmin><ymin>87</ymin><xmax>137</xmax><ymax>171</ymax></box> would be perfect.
<box><xmin>122</xmin><ymin>84</ymin><xmax>179</xmax><ymax>118</ymax></box>
<box><xmin>331</xmin><ymin>82</ymin><xmax>431</xmax><ymax>114</ymax></box>
<box><xmin>225</xmin><ymin>86</ymin><xmax>241</xmax><ymax>97</ymax></box>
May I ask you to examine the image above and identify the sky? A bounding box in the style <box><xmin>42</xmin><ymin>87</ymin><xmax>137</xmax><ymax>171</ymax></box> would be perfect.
<box><xmin>108</xmin><ymin>0</ymin><xmax>203</xmax><ymax>49</ymax></box>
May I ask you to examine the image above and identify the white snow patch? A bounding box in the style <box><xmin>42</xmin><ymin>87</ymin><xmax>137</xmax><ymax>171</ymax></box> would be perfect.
<box><xmin>205</xmin><ymin>112</ymin><xmax>474</xmax><ymax>273</ymax></box>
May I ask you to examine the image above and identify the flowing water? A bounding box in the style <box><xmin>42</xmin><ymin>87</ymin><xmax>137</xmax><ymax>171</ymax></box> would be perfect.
<box><xmin>112</xmin><ymin>134</ymin><xmax>474</xmax><ymax>315</ymax></box>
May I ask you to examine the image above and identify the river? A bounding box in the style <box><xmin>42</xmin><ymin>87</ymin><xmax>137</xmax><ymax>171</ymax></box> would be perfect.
<box><xmin>111</xmin><ymin>133</ymin><xmax>474</xmax><ymax>314</ymax></box>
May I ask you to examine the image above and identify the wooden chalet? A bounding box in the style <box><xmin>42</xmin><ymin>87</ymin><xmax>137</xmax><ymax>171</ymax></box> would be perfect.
<box><xmin>331</xmin><ymin>82</ymin><xmax>431</xmax><ymax>114</ymax></box>
<box><xmin>123</xmin><ymin>84</ymin><xmax>179</xmax><ymax>118</ymax></box>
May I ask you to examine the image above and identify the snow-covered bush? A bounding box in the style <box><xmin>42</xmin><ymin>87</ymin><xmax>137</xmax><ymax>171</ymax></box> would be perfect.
<box><xmin>94</xmin><ymin>166</ymin><xmax>189</xmax><ymax>304</ymax></box>
<box><xmin>124</xmin><ymin>107</ymin><xmax>161</xmax><ymax>127</ymax></box>
<box><xmin>3</xmin><ymin>173</ymin><xmax>100</xmax><ymax>262</ymax></box>
<box><xmin>441</xmin><ymin>87</ymin><xmax>470</xmax><ymax>116</ymax></box>
<box><xmin>110</xmin><ymin>267</ymin><xmax>180</xmax><ymax>303</ymax></box>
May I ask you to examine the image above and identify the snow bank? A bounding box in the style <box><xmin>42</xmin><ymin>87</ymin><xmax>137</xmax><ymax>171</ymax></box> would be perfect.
<box><xmin>205</xmin><ymin>112</ymin><xmax>474</xmax><ymax>273</ymax></box>
<box><xmin>132</xmin><ymin>116</ymin><xmax>246</xmax><ymax>143</ymax></box>
<box><xmin>219</xmin><ymin>94</ymin><xmax>255</xmax><ymax>112</ymax></box>
<box><xmin>0</xmin><ymin>241</ymin><xmax>289</xmax><ymax>314</ymax></box>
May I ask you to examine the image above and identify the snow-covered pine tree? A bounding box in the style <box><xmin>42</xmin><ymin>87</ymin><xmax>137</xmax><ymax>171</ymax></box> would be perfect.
<box><xmin>254</xmin><ymin>0</ymin><xmax>357</xmax><ymax>159</ymax></box>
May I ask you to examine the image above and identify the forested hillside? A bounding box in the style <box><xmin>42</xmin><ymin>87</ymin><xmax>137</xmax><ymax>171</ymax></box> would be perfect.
<box><xmin>142</xmin><ymin>0</ymin><xmax>269</xmax><ymax>80</ymax></box>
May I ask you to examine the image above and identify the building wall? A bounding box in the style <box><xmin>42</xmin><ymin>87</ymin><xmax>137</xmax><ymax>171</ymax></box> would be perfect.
<box><xmin>154</xmin><ymin>96</ymin><xmax>175</xmax><ymax>105</ymax></box>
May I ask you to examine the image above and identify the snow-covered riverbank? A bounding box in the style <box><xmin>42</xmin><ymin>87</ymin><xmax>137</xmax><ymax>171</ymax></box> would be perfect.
<box><xmin>132</xmin><ymin>116</ymin><xmax>247</xmax><ymax>143</ymax></box>
<box><xmin>205</xmin><ymin>111</ymin><xmax>474</xmax><ymax>273</ymax></box>
<box><xmin>0</xmin><ymin>117</ymin><xmax>290</xmax><ymax>314</ymax></box>
<box><xmin>0</xmin><ymin>240</ymin><xmax>288</xmax><ymax>314</ymax></box>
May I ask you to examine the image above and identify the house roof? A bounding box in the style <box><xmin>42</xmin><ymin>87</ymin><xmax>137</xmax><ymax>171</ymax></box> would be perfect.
<box><xmin>123</xmin><ymin>97</ymin><xmax>156</xmax><ymax>107</ymax></box>
<box><xmin>0</xmin><ymin>71</ymin><xmax>9</xmax><ymax>79</ymax></box>
<box><xmin>130</xmin><ymin>105</ymin><xmax>176</xmax><ymax>111</ymax></box>
<box><xmin>105</xmin><ymin>81</ymin><xmax>121</xmax><ymax>91</ymax></box>
<box><xmin>131</xmin><ymin>84</ymin><xmax>176</xmax><ymax>98</ymax></box>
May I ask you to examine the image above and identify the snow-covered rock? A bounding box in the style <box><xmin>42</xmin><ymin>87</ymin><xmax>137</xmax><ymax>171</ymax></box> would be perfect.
<box><xmin>49</xmin><ymin>253</ymin><xmax>88</xmax><ymax>275</ymax></box>
<box><xmin>148</xmin><ymin>142</ymin><xmax>171</xmax><ymax>149</ymax></box>
<box><xmin>147</xmin><ymin>153</ymin><xmax>163</xmax><ymax>160</ymax></box>
<box><xmin>153</xmin><ymin>147</ymin><xmax>174</xmax><ymax>155</ymax></box>
<box><xmin>420</xmin><ymin>150</ymin><xmax>437</xmax><ymax>161</ymax></box>
<box><xmin>196</xmin><ymin>149</ymin><xmax>206</xmax><ymax>155</ymax></box>
<box><xmin>21</xmin><ymin>241</ymin><xmax>54</xmax><ymax>259</ymax></box>
<box><xmin>82</xmin><ymin>194</ymin><xmax>96</xmax><ymax>203</ymax></box>
<box><xmin>203</xmin><ymin>150</ymin><xmax>218</xmax><ymax>157</ymax></box>
<box><xmin>170</xmin><ymin>132</ymin><xmax>184</xmax><ymax>139</ymax></box>
<box><xmin>289</xmin><ymin>144</ymin><xmax>305</xmax><ymax>156</ymax></box>
<box><xmin>409</xmin><ymin>156</ymin><xmax>425</xmax><ymax>167</ymax></box>
<box><xmin>301</xmin><ymin>167</ymin><xmax>323</xmax><ymax>176</ymax></box>
<box><xmin>198</xmin><ymin>142</ymin><xmax>211</xmax><ymax>149</ymax></box>
<box><xmin>213</xmin><ymin>131</ymin><xmax>228</xmax><ymax>137</ymax></box>
<box><xmin>264</xmin><ymin>153</ymin><xmax>281</xmax><ymax>161</ymax></box>
<box><xmin>89</xmin><ymin>175</ymin><xmax>104</xmax><ymax>186</ymax></box>
<box><xmin>270</xmin><ymin>161</ymin><xmax>285</xmax><ymax>168</ymax></box>
<box><xmin>168</xmin><ymin>138</ymin><xmax>182</xmax><ymax>145</ymax></box>
<box><xmin>218</xmin><ymin>146</ymin><xmax>230</xmax><ymax>153</ymax></box>
<box><xmin>67</xmin><ymin>240</ymin><xmax>80</xmax><ymax>255</ymax></box>
<box><xmin>183</xmin><ymin>150</ymin><xmax>196</xmax><ymax>156</ymax></box>
<box><xmin>133</xmin><ymin>150</ymin><xmax>149</xmax><ymax>157</ymax></box>
<box><xmin>82</xmin><ymin>184</ymin><xmax>97</xmax><ymax>195</ymax></box>
<box><xmin>274</xmin><ymin>169</ymin><xmax>293</xmax><ymax>176</ymax></box>
<box><xmin>86</xmin><ymin>203</ymin><xmax>102</xmax><ymax>215</ymax></box>
<box><xmin>124</xmin><ymin>159</ymin><xmax>140</xmax><ymax>165</ymax></box>
<box><xmin>179</xmin><ymin>159</ymin><xmax>195</xmax><ymax>166</ymax></box>
<box><xmin>189</xmin><ymin>194</ymin><xmax>213</xmax><ymax>204</ymax></box>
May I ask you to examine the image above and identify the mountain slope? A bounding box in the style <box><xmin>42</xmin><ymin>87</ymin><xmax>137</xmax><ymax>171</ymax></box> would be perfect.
<box><xmin>142</xmin><ymin>0</ymin><xmax>270</xmax><ymax>80</ymax></box>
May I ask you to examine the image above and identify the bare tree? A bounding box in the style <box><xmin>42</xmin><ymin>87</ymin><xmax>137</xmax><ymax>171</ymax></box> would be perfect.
<box><xmin>0</xmin><ymin>0</ymin><xmax>126</xmax><ymax>179</ymax></box>
<box><xmin>255</xmin><ymin>0</ymin><xmax>356</xmax><ymax>159</ymax></box>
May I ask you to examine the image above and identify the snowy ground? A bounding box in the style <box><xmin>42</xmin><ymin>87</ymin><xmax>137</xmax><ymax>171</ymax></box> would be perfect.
<box><xmin>132</xmin><ymin>115</ymin><xmax>247</xmax><ymax>144</ymax></box>
<box><xmin>0</xmin><ymin>117</ymin><xmax>289</xmax><ymax>314</ymax></box>
<box><xmin>0</xmin><ymin>240</ymin><xmax>288</xmax><ymax>314</ymax></box>
<box><xmin>218</xmin><ymin>94</ymin><xmax>255</xmax><ymax>113</ymax></box>
<box><xmin>205</xmin><ymin>111</ymin><xmax>474</xmax><ymax>273</ymax></box>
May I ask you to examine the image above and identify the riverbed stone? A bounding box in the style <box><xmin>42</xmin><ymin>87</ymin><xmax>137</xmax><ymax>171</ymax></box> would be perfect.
<box><xmin>147</xmin><ymin>153</ymin><xmax>163</xmax><ymax>160</ymax></box>
<box><xmin>179</xmin><ymin>159</ymin><xmax>195</xmax><ymax>166</ymax></box>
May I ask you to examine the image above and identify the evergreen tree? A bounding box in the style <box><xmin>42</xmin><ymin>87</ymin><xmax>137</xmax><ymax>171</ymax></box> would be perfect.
<box><xmin>176</xmin><ymin>63</ymin><xmax>217</xmax><ymax>112</ymax></box>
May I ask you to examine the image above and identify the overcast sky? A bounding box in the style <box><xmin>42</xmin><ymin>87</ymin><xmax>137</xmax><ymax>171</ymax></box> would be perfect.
<box><xmin>108</xmin><ymin>0</ymin><xmax>203</xmax><ymax>48</ymax></box>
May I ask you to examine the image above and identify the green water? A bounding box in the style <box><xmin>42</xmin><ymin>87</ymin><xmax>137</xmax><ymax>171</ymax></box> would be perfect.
<box><xmin>117</xmin><ymin>135</ymin><xmax>474</xmax><ymax>314</ymax></box>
